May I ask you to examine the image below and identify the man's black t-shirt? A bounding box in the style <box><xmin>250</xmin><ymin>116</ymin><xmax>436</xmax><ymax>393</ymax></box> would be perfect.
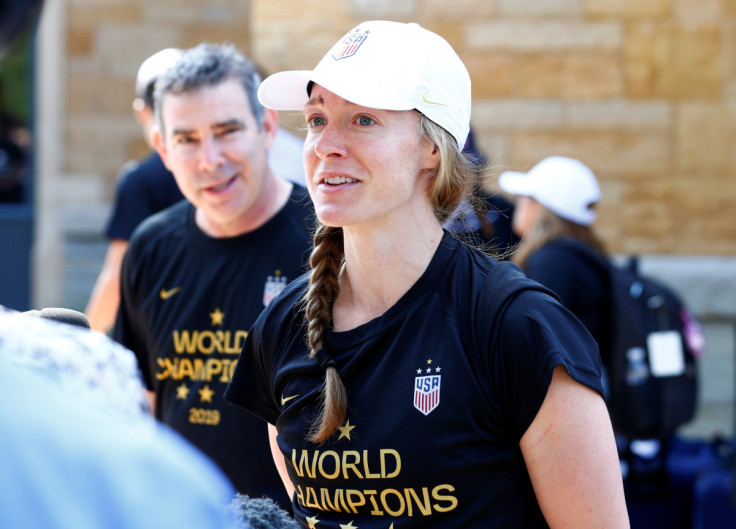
<box><xmin>115</xmin><ymin>186</ymin><xmax>313</xmax><ymax>509</ymax></box>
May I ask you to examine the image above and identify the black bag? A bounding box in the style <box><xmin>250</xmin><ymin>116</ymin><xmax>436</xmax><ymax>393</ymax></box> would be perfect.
<box><xmin>557</xmin><ymin>238</ymin><xmax>700</xmax><ymax>439</ymax></box>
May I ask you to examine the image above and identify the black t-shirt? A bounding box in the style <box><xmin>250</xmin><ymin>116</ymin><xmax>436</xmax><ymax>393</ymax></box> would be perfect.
<box><xmin>114</xmin><ymin>186</ymin><xmax>313</xmax><ymax>508</ymax></box>
<box><xmin>225</xmin><ymin>231</ymin><xmax>603</xmax><ymax>528</ymax></box>
<box><xmin>524</xmin><ymin>238</ymin><xmax>610</xmax><ymax>364</ymax></box>
<box><xmin>105</xmin><ymin>151</ymin><xmax>184</xmax><ymax>241</ymax></box>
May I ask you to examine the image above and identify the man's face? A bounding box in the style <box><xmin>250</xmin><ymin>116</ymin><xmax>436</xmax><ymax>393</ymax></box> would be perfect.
<box><xmin>154</xmin><ymin>78</ymin><xmax>278</xmax><ymax>237</ymax></box>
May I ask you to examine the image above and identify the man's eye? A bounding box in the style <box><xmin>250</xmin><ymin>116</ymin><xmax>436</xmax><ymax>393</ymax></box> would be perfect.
<box><xmin>218</xmin><ymin>127</ymin><xmax>241</xmax><ymax>137</ymax></box>
<box><xmin>308</xmin><ymin>116</ymin><xmax>326</xmax><ymax>127</ymax></box>
<box><xmin>357</xmin><ymin>116</ymin><xmax>374</xmax><ymax>126</ymax></box>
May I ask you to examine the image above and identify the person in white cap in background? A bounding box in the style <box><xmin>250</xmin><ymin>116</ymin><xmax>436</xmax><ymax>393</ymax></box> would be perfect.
<box><xmin>225</xmin><ymin>21</ymin><xmax>629</xmax><ymax>529</ymax></box>
<box><xmin>85</xmin><ymin>48</ymin><xmax>185</xmax><ymax>333</ymax></box>
<box><xmin>499</xmin><ymin>156</ymin><xmax>611</xmax><ymax>358</ymax></box>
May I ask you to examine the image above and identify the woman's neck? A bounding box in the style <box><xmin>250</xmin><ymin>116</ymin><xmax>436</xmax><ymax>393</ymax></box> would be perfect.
<box><xmin>332</xmin><ymin>221</ymin><xmax>444</xmax><ymax>332</ymax></box>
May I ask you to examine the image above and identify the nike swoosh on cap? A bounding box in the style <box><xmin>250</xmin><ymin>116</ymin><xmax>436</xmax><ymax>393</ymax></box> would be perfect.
<box><xmin>422</xmin><ymin>91</ymin><xmax>447</xmax><ymax>106</ymax></box>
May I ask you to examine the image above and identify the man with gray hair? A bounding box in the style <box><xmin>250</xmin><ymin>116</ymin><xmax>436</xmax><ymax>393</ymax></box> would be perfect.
<box><xmin>113</xmin><ymin>43</ymin><xmax>312</xmax><ymax>511</ymax></box>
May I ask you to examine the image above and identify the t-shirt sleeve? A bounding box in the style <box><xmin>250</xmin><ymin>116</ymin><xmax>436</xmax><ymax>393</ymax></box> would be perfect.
<box><xmin>112</xmin><ymin>233</ymin><xmax>154</xmax><ymax>389</ymax></box>
<box><xmin>224</xmin><ymin>303</ymin><xmax>283</xmax><ymax>426</ymax></box>
<box><xmin>488</xmin><ymin>288</ymin><xmax>604</xmax><ymax>441</ymax></box>
<box><xmin>105</xmin><ymin>164</ymin><xmax>159</xmax><ymax>240</ymax></box>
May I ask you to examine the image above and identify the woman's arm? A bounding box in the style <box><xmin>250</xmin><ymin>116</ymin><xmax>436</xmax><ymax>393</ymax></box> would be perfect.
<box><xmin>520</xmin><ymin>366</ymin><xmax>629</xmax><ymax>528</ymax></box>
<box><xmin>268</xmin><ymin>424</ymin><xmax>295</xmax><ymax>499</ymax></box>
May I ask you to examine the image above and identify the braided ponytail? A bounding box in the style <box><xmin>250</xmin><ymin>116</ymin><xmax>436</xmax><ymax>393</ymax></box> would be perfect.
<box><xmin>302</xmin><ymin>223</ymin><xmax>348</xmax><ymax>443</ymax></box>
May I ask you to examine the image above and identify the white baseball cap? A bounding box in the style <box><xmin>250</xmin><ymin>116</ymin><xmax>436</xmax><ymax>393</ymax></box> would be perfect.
<box><xmin>135</xmin><ymin>48</ymin><xmax>183</xmax><ymax>101</ymax></box>
<box><xmin>257</xmin><ymin>20</ymin><xmax>471</xmax><ymax>149</ymax></box>
<box><xmin>499</xmin><ymin>156</ymin><xmax>601</xmax><ymax>226</ymax></box>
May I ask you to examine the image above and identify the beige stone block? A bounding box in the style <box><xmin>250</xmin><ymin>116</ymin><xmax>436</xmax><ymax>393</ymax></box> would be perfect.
<box><xmin>473</xmin><ymin>100</ymin><xmax>564</xmax><ymax>131</ymax></box>
<box><xmin>624</xmin><ymin>23</ymin><xmax>672</xmax><ymax>98</ymax></box>
<box><xmin>671</xmin><ymin>27</ymin><xmax>723</xmax><ymax>99</ymax></box>
<box><xmin>96</xmin><ymin>25</ymin><xmax>182</xmax><ymax>78</ymax></box>
<box><xmin>675</xmin><ymin>0</ymin><xmax>724</xmax><ymax>24</ymax></box>
<box><xmin>676</xmin><ymin>103</ymin><xmax>733</xmax><ymax>171</ymax></box>
<box><xmin>463</xmin><ymin>54</ymin><xmax>514</xmax><ymax>97</ymax></box>
<box><xmin>725</xmin><ymin>25</ymin><xmax>736</xmax><ymax>100</ymax></box>
<box><xmin>509</xmin><ymin>132</ymin><xmax>670</xmax><ymax>174</ymax></box>
<box><xmin>66</xmin><ymin>72</ymin><xmax>132</xmax><ymax>115</ymax></box>
<box><xmin>67</xmin><ymin>28</ymin><xmax>94</xmax><ymax>56</ymax></box>
<box><xmin>253</xmin><ymin>0</ymin><xmax>340</xmax><ymax>22</ymax></box>
<box><xmin>499</xmin><ymin>0</ymin><xmax>582</xmax><ymax>16</ymax></box>
<box><xmin>423</xmin><ymin>22</ymin><xmax>465</xmax><ymax>51</ymax></box>
<box><xmin>515</xmin><ymin>55</ymin><xmax>623</xmax><ymax>99</ymax></box>
<box><xmin>347</xmin><ymin>0</ymin><xmax>418</xmax><ymax>17</ymax></box>
<box><xmin>567</xmin><ymin>101</ymin><xmax>671</xmax><ymax>130</ymax></box>
<box><xmin>421</xmin><ymin>0</ymin><xmax>497</xmax><ymax>18</ymax></box>
<box><xmin>585</xmin><ymin>0</ymin><xmax>671</xmax><ymax>18</ymax></box>
<box><xmin>254</xmin><ymin>20</ymin><xmax>350</xmax><ymax>71</ymax></box>
<box><xmin>467</xmin><ymin>20</ymin><xmax>622</xmax><ymax>52</ymax></box>
<box><xmin>67</xmin><ymin>2</ymin><xmax>141</xmax><ymax>28</ymax></box>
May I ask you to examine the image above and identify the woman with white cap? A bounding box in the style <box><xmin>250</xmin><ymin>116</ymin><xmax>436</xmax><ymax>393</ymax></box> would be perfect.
<box><xmin>225</xmin><ymin>21</ymin><xmax>628</xmax><ymax>529</ymax></box>
<box><xmin>499</xmin><ymin>156</ymin><xmax>610</xmax><ymax>365</ymax></box>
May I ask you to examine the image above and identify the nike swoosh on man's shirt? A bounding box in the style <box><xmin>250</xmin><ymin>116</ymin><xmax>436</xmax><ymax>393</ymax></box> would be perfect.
<box><xmin>281</xmin><ymin>394</ymin><xmax>300</xmax><ymax>406</ymax></box>
<box><xmin>422</xmin><ymin>91</ymin><xmax>448</xmax><ymax>106</ymax></box>
<box><xmin>159</xmin><ymin>287</ymin><xmax>182</xmax><ymax>300</ymax></box>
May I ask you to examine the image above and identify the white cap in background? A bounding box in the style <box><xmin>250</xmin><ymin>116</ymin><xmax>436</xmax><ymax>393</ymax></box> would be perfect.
<box><xmin>499</xmin><ymin>156</ymin><xmax>601</xmax><ymax>226</ymax></box>
<box><xmin>135</xmin><ymin>48</ymin><xmax>183</xmax><ymax>103</ymax></box>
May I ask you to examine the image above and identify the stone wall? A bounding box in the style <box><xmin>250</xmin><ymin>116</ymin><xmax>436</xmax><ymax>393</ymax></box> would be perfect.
<box><xmin>253</xmin><ymin>0</ymin><xmax>736</xmax><ymax>256</ymax></box>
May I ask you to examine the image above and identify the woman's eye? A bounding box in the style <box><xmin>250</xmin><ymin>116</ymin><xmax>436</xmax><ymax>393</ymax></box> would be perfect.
<box><xmin>357</xmin><ymin>116</ymin><xmax>374</xmax><ymax>126</ymax></box>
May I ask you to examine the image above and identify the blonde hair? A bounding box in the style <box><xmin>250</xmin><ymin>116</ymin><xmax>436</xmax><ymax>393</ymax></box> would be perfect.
<box><xmin>302</xmin><ymin>114</ymin><xmax>478</xmax><ymax>443</ymax></box>
<box><xmin>511</xmin><ymin>206</ymin><xmax>607</xmax><ymax>269</ymax></box>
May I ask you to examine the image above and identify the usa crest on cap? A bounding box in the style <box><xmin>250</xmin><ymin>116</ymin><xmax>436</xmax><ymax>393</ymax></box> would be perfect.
<box><xmin>332</xmin><ymin>28</ymin><xmax>369</xmax><ymax>61</ymax></box>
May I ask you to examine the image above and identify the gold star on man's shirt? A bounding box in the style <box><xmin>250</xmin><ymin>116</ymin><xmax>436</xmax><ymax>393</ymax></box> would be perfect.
<box><xmin>306</xmin><ymin>515</ymin><xmax>319</xmax><ymax>529</ymax></box>
<box><xmin>176</xmin><ymin>383</ymin><xmax>190</xmax><ymax>400</ymax></box>
<box><xmin>427</xmin><ymin>359</ymin><xmax>433</xmax><ymax>365</ymax></box>
<box><xmin>338</xmin><ymin>420</ymin><xmax>356</xmax><ymax>441</ymax></box>
<box><xmin>340</xmin><ymin>521</ymin><xmax>357</xmax><ymax>529</ymax></box>
<box><xmin>199</xmin><ymin>384</ymin><xmax>214</xmax><ymax>403</ymax></box>
<box><xmin>210</xmin><ymin>308</ymin><xmax>224</xmax><ymax>326</ymax></box>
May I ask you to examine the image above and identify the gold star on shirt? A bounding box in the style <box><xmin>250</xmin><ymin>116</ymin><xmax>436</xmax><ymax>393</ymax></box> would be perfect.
<box><xmin>338</xmin><ymin>420</ymin><xmax>356</xmax><ymax>441</ymax></box>
<box><xmin>176</xmin><ymin>383</ymin><xmax>189</xmax><ymax>400</ymax></box>
<box><xmin>306</xmin><ymin>515</ymin><xmax>319</xmax><ymax>529</ymax></box>
<box><xmin>427</xmin><ymin>359</ymin><xmax>433</xmax><ymax>365</ymax></box>
<box><xmin>199</xmin><ymin>384</ymin><xmax>214</xmax><ymax>403</ymax></box>
<box><xmin>340</xmin><ymin>521</ymin><xmax>357</xmax><ymax>529</ymax></box>
<box><xmin>210</xmin><ymin>308</ymin><xmax>224</xmax><ymax>326</ymax></box>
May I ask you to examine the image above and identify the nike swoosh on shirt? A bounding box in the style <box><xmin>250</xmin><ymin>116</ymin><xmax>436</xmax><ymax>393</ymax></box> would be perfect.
<box><xmin>281</xmin><ymin>394</ymin><xmax>300</xmax><ymax>406</ymax></box>
<box><xmin>159</xmin><ymin>287</ymin><xmax>182</xmax><ymax>300</ymax></box>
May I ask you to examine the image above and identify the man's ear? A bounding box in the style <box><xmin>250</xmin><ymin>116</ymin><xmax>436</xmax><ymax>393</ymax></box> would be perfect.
<box><xmin>151</xmin><ymin>125</ymin><xmax>169</xmax><ymax>168</ymax></box>
<box><xmin>261</xmin><ymin>108</ymin><xmax>279</xmax><ymax>151</ymax></box>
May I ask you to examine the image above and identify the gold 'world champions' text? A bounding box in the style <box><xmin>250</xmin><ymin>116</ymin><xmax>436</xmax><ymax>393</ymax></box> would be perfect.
<box><xmin>155</xmin><ymin>329</ymin><xmax>247</xmax><ymax>383</ymax></box>
<box><xmin>291</xmin><ymin>448</ymin><xmax>458</xmax><ymax>518</ymax></box>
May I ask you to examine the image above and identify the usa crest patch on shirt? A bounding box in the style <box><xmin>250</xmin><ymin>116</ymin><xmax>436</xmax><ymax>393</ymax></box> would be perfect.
<box><xmin>414</xmin><ymin>360</ymin><xmax>441</xmax><ymax>415</ymax></box>
<box><xmin>262</xmin><ymin>273</ymin><xmax>287</xmax><ymax>307</ymax></box>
